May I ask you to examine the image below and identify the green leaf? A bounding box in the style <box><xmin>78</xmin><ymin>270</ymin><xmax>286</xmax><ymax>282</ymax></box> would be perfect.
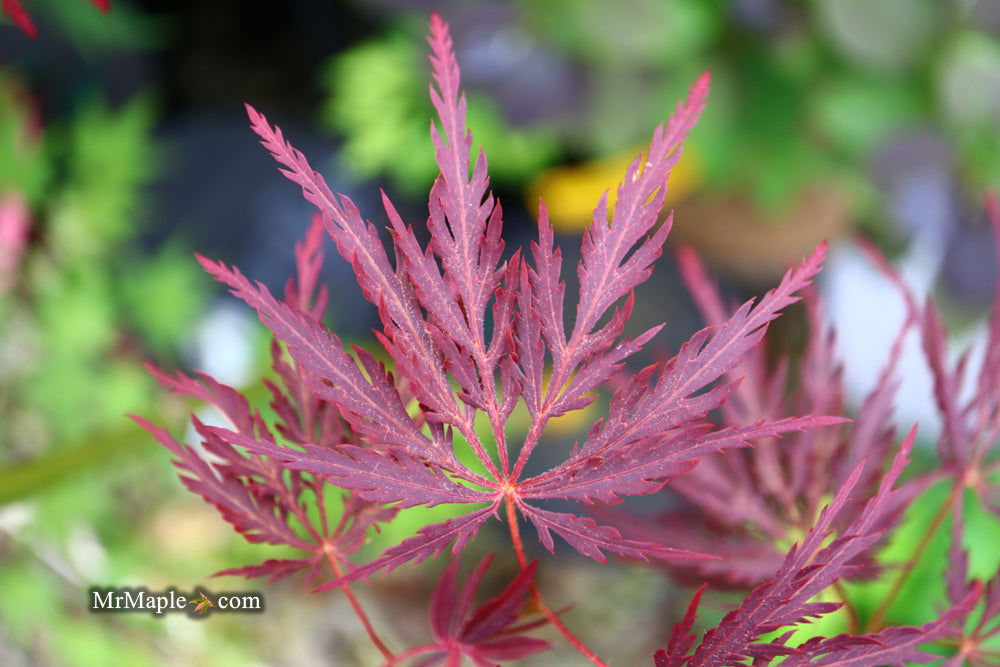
<box><xmin>51</xmin><ymin>95</ymin><xmax>158</xmax><ymax>258</ymax></box>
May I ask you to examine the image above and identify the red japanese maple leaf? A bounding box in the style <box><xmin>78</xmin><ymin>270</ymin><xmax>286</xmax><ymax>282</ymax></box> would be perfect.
<box><xmin>937</xmin><ymin>512</ymin><xmax>1000</xmax><ymax>667</ymax></box>
<box><xmin>135</xmin><ymin>216</ymin><xmax>396</xmax><ymax>589</ymax></box>
<box><xmin>918</xmin><ymin>193</ymin><xmax>1000</xmax><ymax>512</ymax></box>
<box><xmin>197</xmin><ymin>13</ymin><xmax>840</xmax><ymax>593</ymax></box>
<box><xmin>655</xmin><ymin>428</ymin><xmax>981</xmax><ymax>666</ymax></box>
<box><xmin>388</xmin><ymin>555</ymin><xmax>551</xmax><ymax>666</ymax></box>
<box><xmin>603</xmin><ymin>248</ymin><xmax>919</xmax><ymax>590</ymax></box>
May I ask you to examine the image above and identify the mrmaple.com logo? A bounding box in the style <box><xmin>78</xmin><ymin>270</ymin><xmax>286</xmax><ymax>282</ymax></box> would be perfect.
<box><xmin>89</xmin><ymin>587</ymin><xmax>263</xmax><ymax>617</ymax></box>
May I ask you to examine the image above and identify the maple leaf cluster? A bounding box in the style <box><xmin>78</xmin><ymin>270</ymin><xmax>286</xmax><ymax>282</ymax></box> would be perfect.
<box><xmin>604</xmin><ymin>249</ymin><xmax>917</xmax><ymax>590</ymax></box>
<box><xmin>140</xmin><ymin>13</ymin><xmax>1000</xmax><ymax>666</ymax></box>
<box><xmin>136</xmin><ymin>220</ymin><xmax>396</xmax><ymax>588</ymax></box>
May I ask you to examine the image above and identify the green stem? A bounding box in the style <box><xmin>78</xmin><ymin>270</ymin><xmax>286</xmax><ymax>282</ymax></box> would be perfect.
<box><xmin>832</xmin><ymin>581</ymin><xmax>860</xmax><ymax>634</ymax></box>
<box><xmin>866</xmin><ymin>479</ymin><xmax>963</xmax><ymax>632</ymax></box>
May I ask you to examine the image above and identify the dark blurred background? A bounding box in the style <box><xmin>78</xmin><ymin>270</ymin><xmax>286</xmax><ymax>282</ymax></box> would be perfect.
<box><xmin>1</xmin><ymin>1</ymin><xmax>998</xmax><ymax>665</ymax></box>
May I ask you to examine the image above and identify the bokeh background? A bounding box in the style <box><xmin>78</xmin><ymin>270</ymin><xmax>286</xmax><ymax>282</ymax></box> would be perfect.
<box><xmin>1</xmin><ymin>0</ymin><xmax>998</xmax><ymax>665</ymax></box>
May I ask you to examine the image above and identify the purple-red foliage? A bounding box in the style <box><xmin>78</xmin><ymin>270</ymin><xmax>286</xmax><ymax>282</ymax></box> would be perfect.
<box><xmin>136</xmin><ymin>12</ymin><xmax>1000</xmax><ymax>667</ymax></box>
<box><xmin>927</xmin><ymin>192</ymin><xmax>1000</xmax><ymax>663</ymax></box>
<box><xmin>858</xmin><ymin>191</ymin><xmax>999</xmax><ymax>512</ymax></box>
<box><xmin>135</xmin><ymin>216</ymin><xmax>396</xmax><ymax>586</ymax></box>
<box><xmin>388</xmin><ymin>555</ymin><xmax>551</xmax><ymax>666</ymax></box>
<box><xmin>940</xmin><ymin>513</ymin><xmax>1000</xmax><ymax>666</ymax></box>
<box><xmin>655</xmin><ymin>428</ymin><xmax>979</xmax><ymax>666</ymax></box>
<box><xmin>607</xmin><ymin>247</ymin><xmax>918</xmax><ymax>590</ymax></box>
<box><xmin>196</xmin><ymin>14</ymin><xmax>839</xmax><ymax>594</ymax></box>
<box><xmin>916</xmin><ymin>193</ymin><xmax>1000</xmax><ymax>511</ymax></box>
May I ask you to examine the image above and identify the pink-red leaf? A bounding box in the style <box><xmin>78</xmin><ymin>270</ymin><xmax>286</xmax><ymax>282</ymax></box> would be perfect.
<box><xmin>784</xmin><ymin>584</ymin><xmax>980</xmax><ymax>666</ymax></box>
<box><xmin>522</xmin><ymin>416</ymin><xmax>845</xmax><ymax>505</ymax></box>
<box><xmin>318</xmin><ymin>503</ymin><xmax>500</xmax><ymax>590</ymax></box>
<box><xmin>660</xmin><ymin>428</ymin><xmax>922</xmax><ymax>666</ymax></box>
<box><xmin>427</xmin><ymin>554</ymin><xmax>550</xmax><ymax>658</ymax></box>
<box><xmin>518</xmin><ymin>503</ymin><xmax>710</xmax><ymax>563</ymax></box>
<box><xmin>197</xmin><ymin>255</ymin><xmax>444</xmax><ymax>459</ymax></box>
<box><xmin>212</xmin><ymin>427</ymin><xmax>495</xmax><ymax>507</ymax></box>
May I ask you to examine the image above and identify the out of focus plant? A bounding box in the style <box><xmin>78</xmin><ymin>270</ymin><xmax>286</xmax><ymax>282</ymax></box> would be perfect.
<box><xmin>0</xmin><ymin>83</ymin><xmax>204</xmax><ymax>461</ymax></box>
<box><xmin>323</xmin><ymin>30</ymin><xmax>559</xmax><ymax>193</ymax></box>
<box><xmin>1</xmin><ymin>0</ymin><xmax>108</xmax><ymax>39</ymax></box>
<box><xmin>326</xmin><ymin>0</ymin><xmax>998</xmax><ymax>244</ymax></box>
<box><xmin>534</xmin><ymin>0</ymin><xmax>994</xmax><ymax>209</ymax></box>
<box><xmin>0</xmin><ymin>76</ymin><xmax>227</xmax><ymax>665</ymax></box>
<box><xmin>1</xmin><ymin>0</ymin><xmax>160</xmax><ymax>50</ymax></box>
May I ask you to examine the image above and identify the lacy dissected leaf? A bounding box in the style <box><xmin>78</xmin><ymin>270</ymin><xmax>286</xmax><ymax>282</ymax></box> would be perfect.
<box><xmin>392</xmin><ymin>555</ymin><xmax>551</xmax><ymax>666</ymax></box>
<box><xmin>931</xmin><ymin>499</ymin><xmax>1000</xmax><ymax>666</ymax></box>
<box><xmin>136</xmin><ymin>218</ymin><xmax>395</xmax><ymax>585</ymax></box>
<box><xmin>197</xmin><ymin>254</ymin><xmax>449</xmax><ymax>462</ymax></box>
<box><xmin>781</xmin><ymin>585</ymin><xmax>980</xmax><ymax>666</ymax></box>
<box><xmin>215</xmin><ymin>557</ymin><xmax>324</xmax><ymax>585</ymax></box>
<box><xmin>517</xmin><ymin>503</ymin><xmax>708</xmax><ymax>562</ymax></box>
<box><xmin>863</xmin><ymin>192</ymin><xmax>1000</xmax><ymax>515</ymax></box>
<box><xmin>624</xmin><ymin>246</ymin><xmax>912</xmax><ymax>589</ymax></box>
<box><xmin>135</xmin><ymin>415</ymin><xmax>309</xmax><ymax>552</ymax></box>
<box><xmin>659</xmin><ymin>583</ymin><xmax>708</xmax><ymax>665</ymax></box>
<box><xmin>317</xmin><ymin>504</ymin><xmax>500</xmax><ymax>589</ymax></box>
<box><xmin>519</xmin><ymin>416</ymin><xmax>842</xmax><ymax>507</ymax></box>
<box><xmin>597</xmin><ymin>507</ymin><xmax>789</xmax><ymax>590</ymax></box>
<box><xmin>178</xmin><ymin>13</ymin><xmax>839</xmax><ymax>591</ymax></box>
<box><xmin>208</xmin><ymin>428</ymin><xmax>492</xmax><ymax>510</ymax></box>
<box><xmin>545</xmin><ymin>245</ymin><xmax>832</xmax><ymax>471</ymax></box>
<box><xmin>938</xmin><ymin>575</ymin><xmax>1000</xmax><ymax>666</ymax></box>
<box><xmin>654</xmin><ymin>427</ymin><xmax>962</xmax><ymax>666</ymax></box>
<box><xmin>927</xmin><ymin>193</ymin><xmax>1000</xmax><ymax>507</ymax></box>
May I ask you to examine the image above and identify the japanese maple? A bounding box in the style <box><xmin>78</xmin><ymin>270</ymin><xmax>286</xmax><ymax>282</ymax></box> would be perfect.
<box><xmin>654</xmin><ymin>429</ymin><xmax>980</xmax><ymax>666</ymax></box>
<box><xmin>386</xmin><ymin>555</ymin><xmax>551</xmax><ymax>666</ymax></box>
<box><xmin>202</xmin><ymin>13</ymin><xmax>836</xmax><ymax>587</ymax></box>
<box><xmin>938</xmin><ymin>510</ymin><xmax>1000</xmax><ymax>666</ymax></box>
<box><xmin>139</xmin><ymin>12</ymin><xmax>998</xmax><ymax>666</ymax></box>
<box><xmin>857</xmin><ymin>190</ymin><xmax>1000</xmax><ymax>637</ymax></box>
<box><xmin>136</xmin><ymin>218</ymin><xmax>399</xmax><ymax>657</ymax></box>
<box><xmin>605</xmin><ymin>249</ymin><xmax>918</xmax><ymax>590</ymax></box>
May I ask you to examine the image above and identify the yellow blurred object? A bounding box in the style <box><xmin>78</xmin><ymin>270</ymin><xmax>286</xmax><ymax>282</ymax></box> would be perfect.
<box><xmin>539</xmin><ymin>368</ymin><xmax>602</xmax><ymax>438</ymax></box>
<box><xmin>543</xmin><ymin>397</ymin><xmax>601</xmax><ymax>437</ymax></box>
<box><xmin>149</xmin><ymin>499</ymin><xmax>233</xmax><ymax>559</ymax></box>
<box><xmin>527</xmin><ymin>144</ymin><xmax>702</xmax><ymax>232</ymax></box>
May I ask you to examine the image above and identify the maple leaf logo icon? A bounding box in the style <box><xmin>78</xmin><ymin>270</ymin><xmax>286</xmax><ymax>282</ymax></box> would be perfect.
<box><xmin>188</xmin><ymin>591</ymin><xmax>215</xmax><ymax>615</ymax></box>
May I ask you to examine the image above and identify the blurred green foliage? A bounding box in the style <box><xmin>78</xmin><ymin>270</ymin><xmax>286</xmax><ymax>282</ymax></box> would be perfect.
<box><xmin>0</xmin><ymin>79</ymin><xmax>49</xmax><ymax>205</ymax></box>
<box><xmin>322</xmin><ymin>29</ymin><xmax>560</xmax><ymax>193</ymax></box>
<box><xmin>0</xmin><ymin>73</ymin><xmax>233</xmax><ymax>665</ymax></box>
<box><xmin>0</xmin><ymin>92</ymin><xmax>205</xmax><ymax>450</ymax></box>
<box><xmin>326</xmin><ymin>0</ymin><xmax>1000</xmax><ymax>219</ymax></box>
<box><xmin>30</xmin><ymin>0</ymin><xmax>163</xmax><ymax>50</ymax></box>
